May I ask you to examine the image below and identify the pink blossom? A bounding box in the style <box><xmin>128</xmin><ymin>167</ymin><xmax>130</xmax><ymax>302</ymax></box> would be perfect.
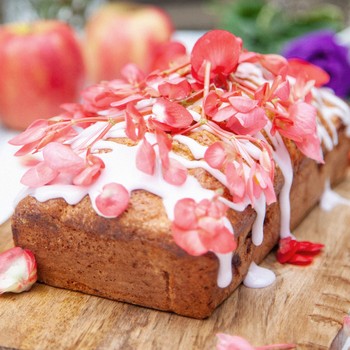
<box><xmin>217</xmin><ymin>334</ymin><xmax>255</xmax><ymax>350</ymax></box>
<box><xmin>150</xmin><ymin>41</ymin><xmax>188</xmax><ymax>72</ymax></box>
<box><xmin>21</xmin><ymin>161</ymin><xmax>58</xmax><ymax>188</ymax></box>
<box><xmin>205</xmin><ymin>140</ymin><xmax>276</xmax><ymax>206</ymax></box>
<box><xmin>172</xmin><ymin>197</ymin><xmax>236</xmax><ymax>256</ymax></box>
<box><xmin>125</xmin><ymin>103</ymin><xmax>147</xmax><ymax>142</ymax></box>
<box><xmin>239</xmin><ymin>52</ymin><xmax>288</xmax><ymax>77</ymax></box>
<box><xmin>136</xmin><ymin>137</ymin><xmax>156</xmax><ymax>175</ymax></box>
<box><xmin>162</xmin><ymin>158</ymin><xmax>187</xmax><ymax>186</ymax></box>
<box><xmin>0</xmin><ymin>247</ymin><xmax>37</xmax><ymax>294</ymax></box>
<box><xmin>204</xmin><ymin>141</ymin><xmax>227</xmax><ymax>169</ymax></box>
<box><xmin>216</xmin><ymin>333</ymin><xmax>296</xmax><ymax>350</ymax></box>
<box><xmin>225</xmin><ymin>161</ymin><xmax>247</xmax><ymax>204</ymax></box>
<box><xmin>95</xmin><ymin>183</ymin><xmax>130</xmax><ymax>218</ymax></box>
<box><xmin>151</xmin><ymin>98</ymin><xmax>193</xmax><ymax>131</ymax></box>
<box><xmin>121</xmin><ymin>63</ymin><xmax>146</xmax><ymax>85</ymax></box>
<box><xmin>273</xmin><ymin>101</ymin><xmax>323</xmax><ymax>163</ymax></box>
<box><xmin>9</xmin><ymin>119</ymin><xmax>77</xmax><ymax>156</ymax></box>
<box><xmin>191</xmin><ymin>30</ymin><xmax>242</xmax><ymax>83</ymax></box>
<box><xmin>73</xmin><ymin>155</ymin><xmax>105</xmax><ymax>186</ymax></box>
<box><xmin>287</xmin><ymin>58</ymin><xmax>330</xmax><ymax>88</ymax></box>
<box><xmin>158</xmin><ymin>77</ymin><xmax>192</xmax><ymax>100</ymax></box>
<box><xmin>212</xmin><ymin>95</ymin><xmax>268</xmax><ymax>135</ymax></box>
<box><xmin>20</xmin><ymin>143</ymin><xmax>104</xmax><ymax>188</ymax></box>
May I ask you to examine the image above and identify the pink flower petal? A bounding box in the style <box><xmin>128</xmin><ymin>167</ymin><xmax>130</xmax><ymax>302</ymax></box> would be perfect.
<box><xmin>9</xmin><ymin>119</ymin><xmax>49</xmax><ymax>146</ymax></box>
<box><xmin>173</xmin><ymin>198</ymin><xmax>198</xmax><ymax>230</ymax></box>
<box><xmin>225</xmin><ymin>162</ymin><xmax>246</xmax><ymax>202</ymax></box>
<box><xmin>21</xmin><ymin>161</ymin><xmax>58</xmax><ymax>187</ymax></box>
<box><xmin>162</xmin><ymin>158</ymin><xmax>188</xmax><ymax>186</ymax></box>
<box><xmin>204</xmin><ymin>91</ymin><xmax>222</xmax><ymax>117</ymax></box>
<box><xmin>226</xmin><ymin>107</ymin><xmax>267</xmax><ymax>135</ymax></box>
<box><xmin>158</xmin><ymin>77</ymin><xmax>192</xmax><ymax>100</ymax></box>
<box><xmin>43</xmin><ymin>142</ymin><xmax>85</xmax><ymax>173</ymax></box>
<box><xmin>206</xmin><ymin>198</ymin><xmax>228</xmax><ymax>219</ymax></box>
<box><xmin>259</xmin><ymin>54</ymin><xmax>288</xmax><ymax>76</ymax></box>
<box><xmin>216</xmin><ymin>333</ymin><xmax>255</xmax><ymax>350</ymax></box>
<box><xmin>191</xmin><ymin>30</ymin><xmax>242</xmax><ymax>83</ymax></box>
<box><xmin>152</xmin><ymin>98</ymin><xmax>193</xmax><ymax>130</ymax></box>
<box><xmin>110</xmin><ymin>94</ymin><xmax>144</xmax><ymax>108</ymax></box>
<box><xmin>212</xmin><ymin>105</ymin><xmax>236</xmax><ymax>123</ymax></box>
<box><xmin>125</xmin><ymin>103</ymin><xmax>146</xmax><ymax>142</ymax></box>
<box><xmin>136</xmin><ymin>137</ymin><xmax>156</xmax><ymax>175</ymax></box>
<box><xmin>121</xmin><ymin>63</ymin><xmax>145</xmax><ymax>85</ymax></box>
<box><xmin>274</xmin><ymin>80</ymin><xmax>290</xmax><ymax>101</ymax></box>
<box><xmin>156</xmin><ymin>129</ymin><xmax>172</xmax><ymax>168</ymax></box>
<box><xmin>95</xmin><ymin>183</ymin><xmax>130</xmax><ymax>218</ymax></box>
<box><xmin>0</xmin><ymin>247</ymin><xmax>37</xmax><ymax>294</ymax></box>
<box><xmin>198</xmin><ymin>218</ymin><xmax>237</xmax><ymax>254</ymax></box>
<box><xmin>204</xmin><ymin>142</ymin><xmax>227</xmax><ymax>169</ymax></box>
<box><xmin>287</xmin><ymin>58</ymin><xmax>330</xmax><ymax>87</ymax></box>
<box><xmin>73</xmin><ymin>164</ymin><xmax>101</xmax><ymax>186</ymax></box>
<box><xmin>217</xmin><ymin>333</ymin><xmax>296</xmax><ymax>350</ymax></box>
<box><xmin>229</xmin><ymin>96</ymin><xmax>259</xmax><ymax>113</ymax></box>
<box><xmin>150</xmin><ymin>41</ymin><xmax>188</xmax><ymax>71</ymax></box>
<box><xmin>172</xmin><ymin>225</ymin><xmax>208</xmax><ymax>256</ymax></box>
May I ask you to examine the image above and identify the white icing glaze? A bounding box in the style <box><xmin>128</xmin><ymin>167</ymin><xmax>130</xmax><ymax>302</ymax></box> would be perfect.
<box><xmin>216</xmin><ymin>252</ymin><xmax>233</xmax><ymax>288</ymax></box>
<box><xmin>320</xmin><ymin>179</ymin><xmax>350</xmax><ymax>212</ymax></box>
<box><xmin>243</xmin><ymin>261</ymin><xmax>276</xmax><ymax>288</ymax></box>
<box><xmin>251</xmin><ymin>194</ymin><xmax>266</xmax><ymax>246</ymax></box>
<box><xmin>259</xmin><ymin>125</ymin><xmax>293</xmax><ymax>239</ymax></box>
<box><xmin>24</xmin><ymin>139</ymin><xmax>217</xmax><ymax>222</ymax></box>
<box><xmin>173</xmin><ymin>134</ymin><xmax>207</xmax><ymax>159</ymax></box>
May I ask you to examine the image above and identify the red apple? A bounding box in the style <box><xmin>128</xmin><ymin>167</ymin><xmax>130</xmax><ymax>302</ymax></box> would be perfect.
<box><xmin>83</xmin><ymin>3</ymin><xmax>174</xmax><ymax>83</ymax></box>
<box><xmin>0</xmin><ymin>20</ymin><xmax>85</xmax><ymax>130</ymax></box>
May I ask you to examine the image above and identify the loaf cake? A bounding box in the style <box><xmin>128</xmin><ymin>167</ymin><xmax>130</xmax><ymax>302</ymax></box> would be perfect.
<box><xmin>11</xmin><ymin>30</ymin><xmax>350</xmax><ymax>318</ymax></box>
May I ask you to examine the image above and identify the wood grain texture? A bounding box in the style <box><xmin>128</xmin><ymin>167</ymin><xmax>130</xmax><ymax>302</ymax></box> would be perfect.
<box><xmin>0</xmin><ymin>176</ymin><xmax>350</xmax><ymax>350</ymax></box>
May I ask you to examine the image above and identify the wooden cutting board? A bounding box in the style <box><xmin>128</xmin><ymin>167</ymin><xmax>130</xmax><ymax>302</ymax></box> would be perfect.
<box><xmin>0</xmin><ymin>177</ymin><xmax>350</xmax><ymax>350</ymax></box>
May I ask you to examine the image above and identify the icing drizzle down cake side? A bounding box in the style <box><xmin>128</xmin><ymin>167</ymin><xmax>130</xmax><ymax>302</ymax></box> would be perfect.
<box><xmin>11</xmin><ymin>30</ymin><xmax>350</xmax><ymax>318</ymax></box>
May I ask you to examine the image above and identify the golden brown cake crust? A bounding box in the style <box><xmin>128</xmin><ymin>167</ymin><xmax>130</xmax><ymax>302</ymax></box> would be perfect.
<box><xmin>11</xmin><ymin>128</ymin><xmax>350</xmax><ymax>319</ymax></box>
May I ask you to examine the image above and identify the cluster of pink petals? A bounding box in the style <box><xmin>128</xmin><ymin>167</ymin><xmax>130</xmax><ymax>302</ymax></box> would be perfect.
<box><xmin>204</xmin><ymin>139</ymin><xmax>275</xmax><ymax>206</ymax></box>
<box><xmin>172</xmin><ymin>197</ymin><xmax>236</xmax><ymax>255</ymax></box>
<box><xmin>20</xmin><ymin>142</ymin><xmax>105</xmax><ymax>188</ymax></box>
<box><xmin>0</xmin><ymin>247</ymin><xmax>37</xmax><ymax>294</ymax></box>
<box><xmin>10</xmin><ymin>29</ymin><xmax>328</xmax><ymax>257</ymax></box>
<box><xmin>216</xmin><ymin>333</ymin><xmax>296</xmax><ymax>350</ymax></box>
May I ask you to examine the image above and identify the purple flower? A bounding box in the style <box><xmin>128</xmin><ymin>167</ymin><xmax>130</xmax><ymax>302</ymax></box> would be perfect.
<box><xmin>282</xmin><ymin>30</ymin><xmax>350</xmax><ymax>98</ymax></box>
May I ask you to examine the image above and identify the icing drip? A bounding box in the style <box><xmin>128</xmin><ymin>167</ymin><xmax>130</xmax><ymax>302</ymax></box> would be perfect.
<box><xmin>260</xmin><ymin>126</ymin><xmax>294</xmax><ymax>239</ymax></box>
<box><xmin>215</xmin><ymin>217</ymin><xmax>236</xmax><ymax>288</ymax></box>
<box><xmin>251</xmin><ymin>194</ymin><xmax>266</xmax><ymax>246</ymax></box>
<box><xmin>173</xmin><ymin>134</ymin><xmax>207</xmax><ymax>159</ymax></box>
<box><xmin>216</xmin><ymin>253</ymin><xmax>233</xmax><ymax>288</ymax></box>
<box><xmin>320</xmin><ymin>179</ymin><xmax>350</xmax><ymax>212</ymax></box>
<box><xmin>243</xmin><ymin>262</ymin><xmax>276</xmax><ymax>288</ymax></box>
